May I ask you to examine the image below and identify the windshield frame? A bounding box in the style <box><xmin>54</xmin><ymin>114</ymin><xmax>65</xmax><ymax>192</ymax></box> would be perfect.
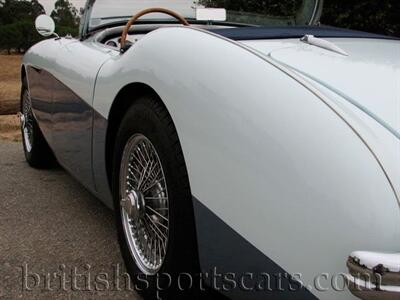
<box><xmin>79</xmin><ymin>0</ymin><xmax>324</xmax><ymax>39</ymax></box>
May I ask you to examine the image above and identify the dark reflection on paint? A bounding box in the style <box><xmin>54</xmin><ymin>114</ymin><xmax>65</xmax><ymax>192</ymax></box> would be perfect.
<box><xmin>27</xmin><ymin>67</ymin><xmax>53</xmax><ymax>144</ymax></box>
<box><xmin>51</xmin><ymin>75</ymin><xmax>95</xmax><ymax>191</ymax></box>
<box><xmin>93</xmin><ymin>111</ymin><xmax>113</xmax><ymax>208</ymax></box>
<box><xmin>27</xmin><ymin>66</ymin><xmax>95</xmax><ymax>192</ymax></box>
<box><xmin>26</xmin><ymin>66</ymin><xmax>113</xmax><ymax>204</ymax></box>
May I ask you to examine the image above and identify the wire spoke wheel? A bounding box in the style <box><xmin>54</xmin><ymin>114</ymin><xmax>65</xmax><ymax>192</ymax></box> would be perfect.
<box><xmin>21</xmin><ymin>90</ymin><xmax>34</xmax><ymax>153</ymax></box>
<box><xmin>119</xmin><ymin>134</ymin><xmax>169</xmax><ymax>275</ymax></box>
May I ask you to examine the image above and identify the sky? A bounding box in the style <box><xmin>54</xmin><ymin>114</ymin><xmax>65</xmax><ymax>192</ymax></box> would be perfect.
<box><xmin>39</xmin><ymin>0</ymin><xmax>86</xmax><ymax>14</ymax></box>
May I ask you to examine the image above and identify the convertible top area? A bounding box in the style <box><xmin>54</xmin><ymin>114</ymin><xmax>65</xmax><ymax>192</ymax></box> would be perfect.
<box><xmin>97</xmin><ymin>24</ymin><xmax>398</xmax><ymax>50</ymax></box>
<box><xmin>209</xmin><ymin>26</ymin><xmax>399</xmax><ymax>41</ymax></box>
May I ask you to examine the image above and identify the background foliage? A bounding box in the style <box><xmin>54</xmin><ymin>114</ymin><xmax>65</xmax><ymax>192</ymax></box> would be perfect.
<box><xmin>201</xmin><ymin>0</ymin><xmax>400</xmax><ymax>36</ymax></box>
<box><xmin>0</xmin><ymin>0</ymin><xmax>399</xmax><ymax>54</ymax></box>
<box><xmin>321</xmin><ymin>0</ymin><xmax>400</xmax><ymax>37</ymax></box>
<box><xmin>0</xmin><ymin>0</ymin><xmax>78</xmax><ymax>53</ymax></box>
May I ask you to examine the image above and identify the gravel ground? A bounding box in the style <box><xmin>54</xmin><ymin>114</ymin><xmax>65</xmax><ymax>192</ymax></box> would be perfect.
<box><xmin>0</xmin><ymin>141</ymin><xmax>139</xmax><ymax>299</ymax></box>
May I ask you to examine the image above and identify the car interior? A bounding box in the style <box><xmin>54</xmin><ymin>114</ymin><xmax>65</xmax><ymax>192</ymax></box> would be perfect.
<box><xmin>95</xmin><ymin>7</ymin><xmax>235</xmax><ymax>51</ymax></box>
<box><xmin>94</xmin><ymin>6</ymin><xmax>397</xmax><ymax>53</ymax></box>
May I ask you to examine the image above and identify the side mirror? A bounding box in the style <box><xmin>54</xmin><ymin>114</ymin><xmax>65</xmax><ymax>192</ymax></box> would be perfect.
<box><xmin>35</xmin><ymin>15</ymin><xmax>56</xmax><ymax>37</ymax></box>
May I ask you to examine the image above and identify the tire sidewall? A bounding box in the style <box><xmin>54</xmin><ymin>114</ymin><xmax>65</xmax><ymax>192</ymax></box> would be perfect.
<box><xmin>20</xmin><ymin>84</ymin><xmax>36</xmax><ymax>162</ymax></box>
<box><xmin>112</xmin><ymin>98</ymin><xmax>199</xmax><ymax>299</ymax></box>
<box><xmin>20</xmin><ymin>80</ymin><xmax>56</xmax><ymax>169</ymax></box>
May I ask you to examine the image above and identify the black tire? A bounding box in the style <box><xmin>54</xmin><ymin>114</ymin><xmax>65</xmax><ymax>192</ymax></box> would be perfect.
<box><xmin>112</xmin><ymin>95</ymin><xmax>201</xmax><ymax>299</ymax></box>
<box><xmin>21</xmin><ymin>79</ymin><xmax>56</xmax><ymax>169</ymax></box>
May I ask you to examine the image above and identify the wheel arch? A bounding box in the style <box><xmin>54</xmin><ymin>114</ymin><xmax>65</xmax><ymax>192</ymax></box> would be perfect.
<box><xmin>20</xmin><ymin>64</ymin><xmax>27</xmax><ymax>110</ymax></box>
<box><xmin>105</xmin><ymin>82</ymin><xmax>182</xmax><ymax>189</ymax></box>
<box><xmin>91</xmin><ymin>27</ymin><xmax>400</xmax><ymax>298</ymax></box>
<box><xmin>21</xmin><ymin>64</ymin><xmax>27</xmax><ymax>81</ymax></box>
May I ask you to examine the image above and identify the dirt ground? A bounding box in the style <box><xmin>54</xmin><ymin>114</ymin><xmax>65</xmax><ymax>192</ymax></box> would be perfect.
<box><xmin>0</xmin><ymin>55</ymin><xmax>22</xmax><ymax>141</ymax></box>
<box><xmin>0</xmin><ymin>54</ymin><xmax>21</xmax><ymax>115</ymax></box>
<box><xmin>0</xmin><ymin>115</ymin><xmax>21</xmax><ymax>142</ymax></box>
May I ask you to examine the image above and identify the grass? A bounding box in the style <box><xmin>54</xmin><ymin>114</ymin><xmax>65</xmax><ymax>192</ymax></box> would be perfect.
<box><xmin>0</xmin><ymin>54</ymin><xmax>22</xmax><ymax>141</ymax></box>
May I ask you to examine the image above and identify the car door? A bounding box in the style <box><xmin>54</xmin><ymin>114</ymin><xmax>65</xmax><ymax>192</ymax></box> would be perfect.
<box><xmin>50</xmin><ymin>38</ymin><xmax>114</xmax><ymax>191</ymax></box>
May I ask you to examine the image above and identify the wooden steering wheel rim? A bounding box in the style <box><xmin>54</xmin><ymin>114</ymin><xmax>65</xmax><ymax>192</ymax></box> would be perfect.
<box><xmin>120</xmin><ymin>7</ymin><xmax>190</xmax><ymax>49</ymax></box>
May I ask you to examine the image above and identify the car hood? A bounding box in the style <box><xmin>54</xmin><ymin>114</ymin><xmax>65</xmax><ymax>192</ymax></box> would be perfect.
<box><xmin>243</xmin><ymin>38</ymin><xmax>400</xmax><ymax>140</ymax></box>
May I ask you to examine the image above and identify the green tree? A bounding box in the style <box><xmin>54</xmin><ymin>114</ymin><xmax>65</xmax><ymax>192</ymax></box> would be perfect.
<box><xmin>321</xmin><ymin>0</ymin><xmax>400</xmax><ymax>37</ymax></box>
<box><xmin>0</xmin><ymin>0</ymin><xmax>44</xmax><ymax>25</ymax></box>
<box><xmin>0</xmin><ymin>0</ymin><xmax>45</xmax><ymax>53</ymax></box>
<box><xmin>15</xmin><ymin>20</ymin><xmax>42</xmax><ymax>52</ymax></box>
<box><xmin>0</xmin><ymin>22</ymin><xmax>23</xmax><ymax>53</ymax></box>
<box><xmin>0</xmin><ymin>0</ymin><xmax>82</xmax><ymax>53</ymax></box>
<box><xmin>50</xmin><ymin>0</ymin><xmax>79</xmax><ymax>28</ymax></box>
<box><xmin>199</xmin><ymin>0</ymin><xmax>400</xmax><ymax>37</ymax></box>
